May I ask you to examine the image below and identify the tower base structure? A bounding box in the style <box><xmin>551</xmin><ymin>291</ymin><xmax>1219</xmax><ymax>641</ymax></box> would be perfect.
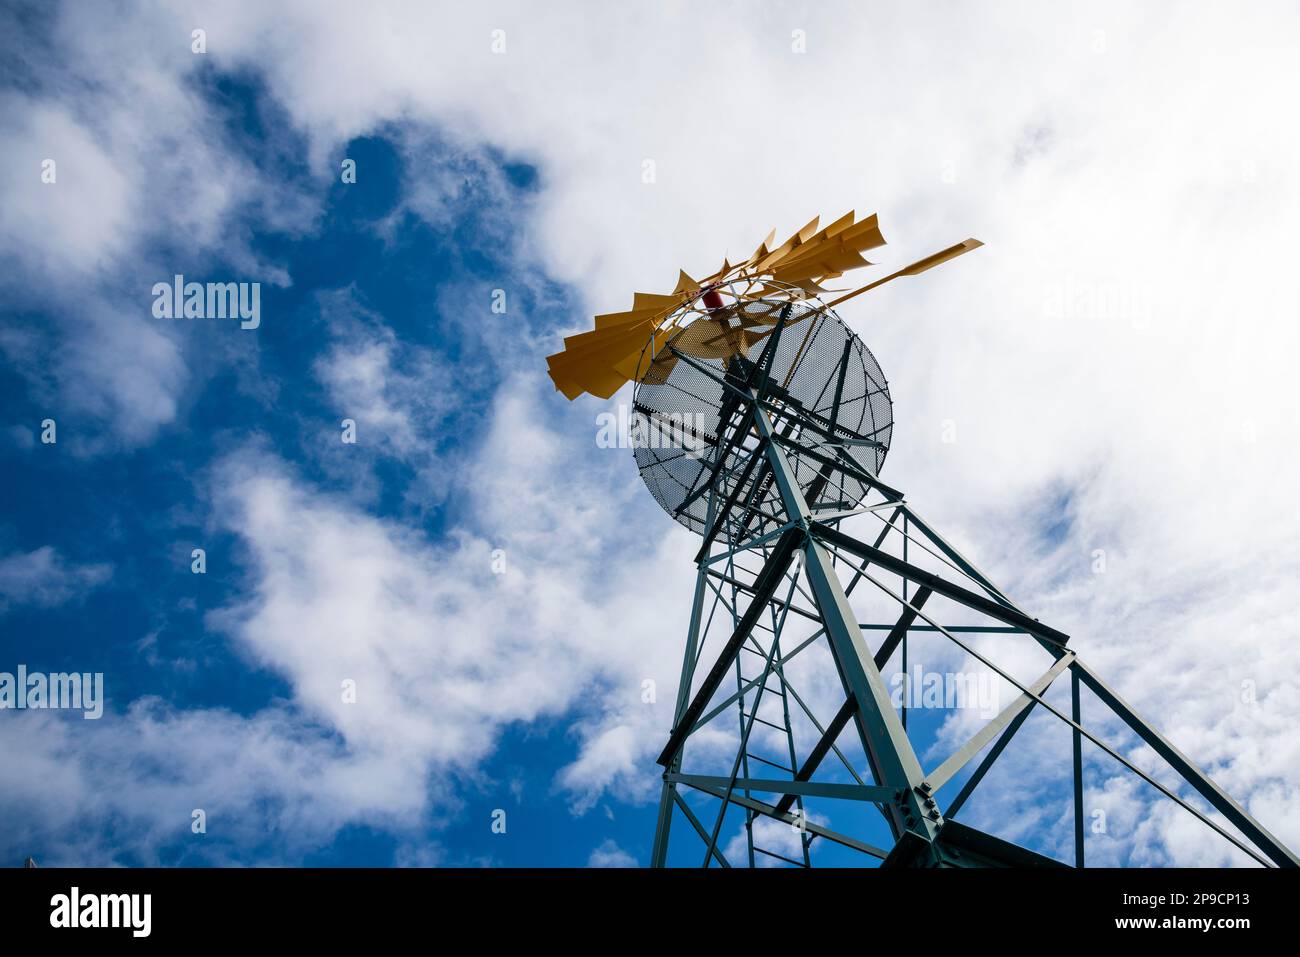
<box><xmin>646</xmin><ymin>351</ymin><xmax>1297</xmax><ymax>869</ymax></box>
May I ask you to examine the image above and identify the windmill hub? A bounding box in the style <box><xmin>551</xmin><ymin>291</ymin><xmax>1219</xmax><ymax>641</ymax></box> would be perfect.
<box><xmin>631</xmin><ymin>281</ymin><xmax>893</xmax><ymax>541</ymax></box>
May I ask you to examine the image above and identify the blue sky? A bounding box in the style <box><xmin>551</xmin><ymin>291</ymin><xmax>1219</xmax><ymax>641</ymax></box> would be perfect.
<box><xmin>2</xmin><ymin>1</ymin><xmax>1298</xmax><ymax>868</ymax></box>
<box><xmin>0</xmin><ymin>63</ymin><xmax>649</xmax><ymax>866</ymax></box>
<box><xmin>0</xmin><ymin>41</ymin><xmax>1065</xmax><ymax>870</ymax></box>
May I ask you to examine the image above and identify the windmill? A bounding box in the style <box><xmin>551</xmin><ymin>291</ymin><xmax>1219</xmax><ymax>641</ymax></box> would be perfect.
<box><xmin>546</xmin><ymin>213</ymin><xmax>1297</xmax><ymax>868</ymax></box>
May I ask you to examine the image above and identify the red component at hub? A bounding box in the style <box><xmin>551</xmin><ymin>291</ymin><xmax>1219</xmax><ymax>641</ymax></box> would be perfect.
<box><xmin>700</xmin><ymin>288</ymin><xmax>724</xmax><ymax>310</ymax></box>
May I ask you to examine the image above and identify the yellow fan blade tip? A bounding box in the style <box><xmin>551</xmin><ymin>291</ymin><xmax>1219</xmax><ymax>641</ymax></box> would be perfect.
<box><xmin>839</xmin><ymin>213</ymin><xmax>886</xmax><ymax>250</ymax></box>
<box><xmin>546</xmin><ymin>361</ymin><xmax>588</xmax><ymax>400</ymax></box>
<box><xmin>748</xmin><ymin>228</ymin><xmax>776</xmax><ymax>264</ymax></box>
<box><xmin>824</xmin><ymin>211</ymin><xmax>856</xmax><ymax>237</ymax></box>
<box><xmin>631</xmin><ymin>291</ymin><xmax>681</xmax><ymax>314</ymax></box>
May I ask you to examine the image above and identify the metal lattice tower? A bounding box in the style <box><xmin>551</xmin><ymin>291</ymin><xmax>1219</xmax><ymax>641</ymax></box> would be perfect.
<box><xmin>637</xmin><ymin>295</ymin><xmax>1297</xmax><ymax>869</ymax></box>
<box><xmin>543</xmin><ymin>212</ymin><xmax>1297</xmax><ymax>868</ymax></box>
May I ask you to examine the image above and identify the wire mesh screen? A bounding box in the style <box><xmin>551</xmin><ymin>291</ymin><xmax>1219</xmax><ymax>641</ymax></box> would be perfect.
<box><xmin>631</xmin><ymin>295</ymin><xmax>892</xmax><ymax>542</ymax></box>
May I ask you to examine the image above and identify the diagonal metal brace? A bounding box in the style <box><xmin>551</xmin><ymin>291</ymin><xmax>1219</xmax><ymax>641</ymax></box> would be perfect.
<box><xmin>927</xmin><ymin>651</ymin><xmax>1075</xmax><ymax>791</ymax></box>
<box><xmin>657</xmin><ymin>527</ymin><xmax>805</xmax><ymax>767</ymax></box>
<box><xmin>1072</xmin><ymin>659</ymin><xmax>1300</xmax><ymax>868</ymax></box>
<box><xmin>811</xmin><ymin>522</ymin><xmax>1070</xmax><ymax>647</ymax></box>
<box><xmin>774</xmin><ymin>587</ymin><xmax>934</xmax><ymax>815</ymax></box>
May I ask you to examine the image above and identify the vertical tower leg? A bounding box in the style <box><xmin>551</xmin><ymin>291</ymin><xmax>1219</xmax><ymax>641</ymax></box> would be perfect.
<box><xmin>651</xmin><ymin>492</ymin><xmax>716</xmax><ymax>868</ymax></box>
<box><xmin>751</xmin><ymin>396</ymin><xmax>942</xmax><ymax>846</ymax></box>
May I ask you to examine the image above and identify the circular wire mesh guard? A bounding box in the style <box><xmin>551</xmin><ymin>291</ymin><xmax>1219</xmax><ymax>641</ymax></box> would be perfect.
<box><xmin>631</xmin><ymin>295</ymin><xmax>892</xmax><ymax>541</ymax></box>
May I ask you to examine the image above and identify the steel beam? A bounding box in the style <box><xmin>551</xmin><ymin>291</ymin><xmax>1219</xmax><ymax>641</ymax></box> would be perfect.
<box><xmin>811</xmin><ymin>522</ymin><xmax>1070</xmax><ymax>647</ymax></box>
<box><xmin>871</xmin><ymin>586</ymin><xmax>933</xmax><ymax>675</ymax></box>
<box><xmin>1072</xmin><ymin>670</ymin><xmax>1085</xmax><ymax>869</ymax></box>
<box><xmin>701</xmin><ymin>568</ymin><xmax>821</xmax><ymax>625</ymax></box>
<box><xmin>681</xmin><ymin>781</ymin><xmax>889</xmax><ymax>859</ymax></box>
<box><xmin>691</xmin><ymin>630</ymin><xmax>824</xmax><ymax>733</ymax></box>
<box><xmin>944</xmin><ymin>704</ymin><xmax>1034</xmax><ymax>819</ymax></box>
<box><xmin>666</xmin><ymin>773</ymin><xmax>893</xmax><ymax>803</ymax></box>
<box><xmin>651</xmin><ymin>493</ymin><xmax>717</xmax><ymax>868</ymax></box>
<box><xmin>773</xmin><ymin>587</ymin><xmax>933</xmax><ymax>815</ymax></box>
<box><xmin>897</xmin><ymin>503</ymin><xmax>1018</xmax><ymax>609</ymax></box>
<box><xmin>671</xmin><ymin>790</ymin><xmax>731</xmax><ymax>868</ymax></box>
<box><xmin>656</xmin><ymin>527</ymin><xmax>805</xmax><ymax>768</ymax></box>
<box><xmin>749</xmin><ymin>397</ymin><xmax>940</xmax><ymax>842</ymax></box>
<box><xmin>773</xmin><ymin>698</ymin><xmax>857</xmax><ymax>816</ymax></box>
<box><xmin>926</xmin><ymin>652</ymin><xmax>1075</xmax><ymax>791</ymax></box>
<box><xmin>1072</xmin><ymin>658</ymin><xmax>1300</xmax><ymax>868</ymax></box>
<box><xmin>695</xmin><ymin>438</ymin><xmax>768</xmax><ymax>563</ymax></box>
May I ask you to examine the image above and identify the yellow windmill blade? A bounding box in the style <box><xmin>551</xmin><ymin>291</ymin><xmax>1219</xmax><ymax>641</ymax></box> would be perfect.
<box><xmin>770</xmin><ymin>247</ymin><xmax>873</xmax><ymax>285</ymax></box>
<box><xmin>594</xmin><ymin>291</ymin><xmax>695</xmax><ymax>334</ymax></box>
<box><xmin>745</xmin><ymin>229</ymin><xmax>777</xmax><ymax>266</ymax></box>
<box><xmin>754</xmin><ymin>212</ymin><xmax>883</xmax><ymax>280</ymax></box>
<box><xmin>544</xmin><ymin>212</ymin><xmax>981</xmax><ymax>400</ymax></box>
<box><xmin>673</xmin><ymin>271</ymin><xmax>700</xmax><ymax>295</ymax></box>
<box><xmin>590</xmin><ymin>307</ymin><xmax>663</xmax><ymax>331</ymax></box>
<box><xmin>631</xmin><ymin>291</ymin><xmax>681</xmax><ymax>312</ymax></box>
<box><xmin>552</xmin><ymin>304</ymin><xmax>710</xmax><ymax>399</ymax></box>
<box><xmin>613</xmin><ymin>315</ymin><xmax>732</xmax><ymax>387</ymax></box>
<box><xmin>822</xmin><ymin>238</ymin><xmax>984</xmax><ymax>309</ymax></box>
<box><xmin>795</xmin><ymin>214</ymin><xmax>821</xmax><ymax>242</ymax></box>
<box><xmin>554</xmin><ymin>309</ymin><xmax>738</xmax><ymax>399</ymax></box>
<box><xmin>549</xmin><ymin>320</ymin><xmax>657</xmax><ymax>377</ymax></box>
<box><xmin>821</xmin><ymin>209</ymin><xmax>857</xmax><ymax>238</ymax></box>
<box><xmin>836</xmin><ymin>212</ymin><xmax>888</xmax><ymax>249</ymax></box>
<box><xmin>764</xmin><ymin>214</ymin><xmax>885</xmax><ymax>275</ymax></box>
<box><xmin>549</xmin><ymin>336</ymin><xmax>657</xmax><ymax>399</ymax></box>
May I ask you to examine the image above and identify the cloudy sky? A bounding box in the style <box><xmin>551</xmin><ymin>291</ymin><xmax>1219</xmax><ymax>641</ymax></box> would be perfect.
<box><xmin>1</xmin><ymin>0</ymin><xmax>1298</xmax><ymax>867</ymax></box>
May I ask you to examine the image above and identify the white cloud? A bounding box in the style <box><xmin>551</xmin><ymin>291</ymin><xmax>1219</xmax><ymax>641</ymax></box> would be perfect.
<box><xmin>0</xmin><ymin>546</ymin><xmax>112</xmax><ymax>614</ymax></box>
<box><xmin>4</xmin><ymin>0</ymin><xmax>1299</xmax><ymax>863</ymax></box>
<box><xmin>0</xmin><ymin>8</ymin><xmax>314</xmax><ymax>446</ymax></box>
<box><xmin>587</xmin><ymin>838</ymin><xmax>637</xmax><ymax>868</ymax></box>
<box><xmin>312</xmin><ymin>287</ymin><xmax>458</xmax><ymax>463</ymax></box>
<box><xmin>0</xmin><ymin>698</ymin><xmax>392</xmax><ymax>866</ymax></box>
<box><xmin>723</xmin><ymin>813</ymin><xmax>823</xmax><ymax>869</ymax></box>
<box><xmin>0</xmin><ymin>370</ymin><xmax>693</xmax><ymax>862</ymax></box>
<box><xmin>0</xmin><ymin>97</ymin><xmax>131</xmax><ymax>276</ymax></box>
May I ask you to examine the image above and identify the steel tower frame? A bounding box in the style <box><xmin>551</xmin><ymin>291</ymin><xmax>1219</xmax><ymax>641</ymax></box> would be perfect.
<box><xmin>647</xmin><ymin>332</ymin><xmax>1298</xmax><ymax>869</ymax></box>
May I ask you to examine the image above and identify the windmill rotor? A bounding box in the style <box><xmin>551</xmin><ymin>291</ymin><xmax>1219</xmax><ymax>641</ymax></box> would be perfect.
<box><xmin>629</xmin><ymin>279</ymin><xmax>893</xmax><ymax>539</ymax></box>
<box><xmin>545</xmin><ymin>211</ymin><xmax>981</xmax><ymax>402</ymax></box>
